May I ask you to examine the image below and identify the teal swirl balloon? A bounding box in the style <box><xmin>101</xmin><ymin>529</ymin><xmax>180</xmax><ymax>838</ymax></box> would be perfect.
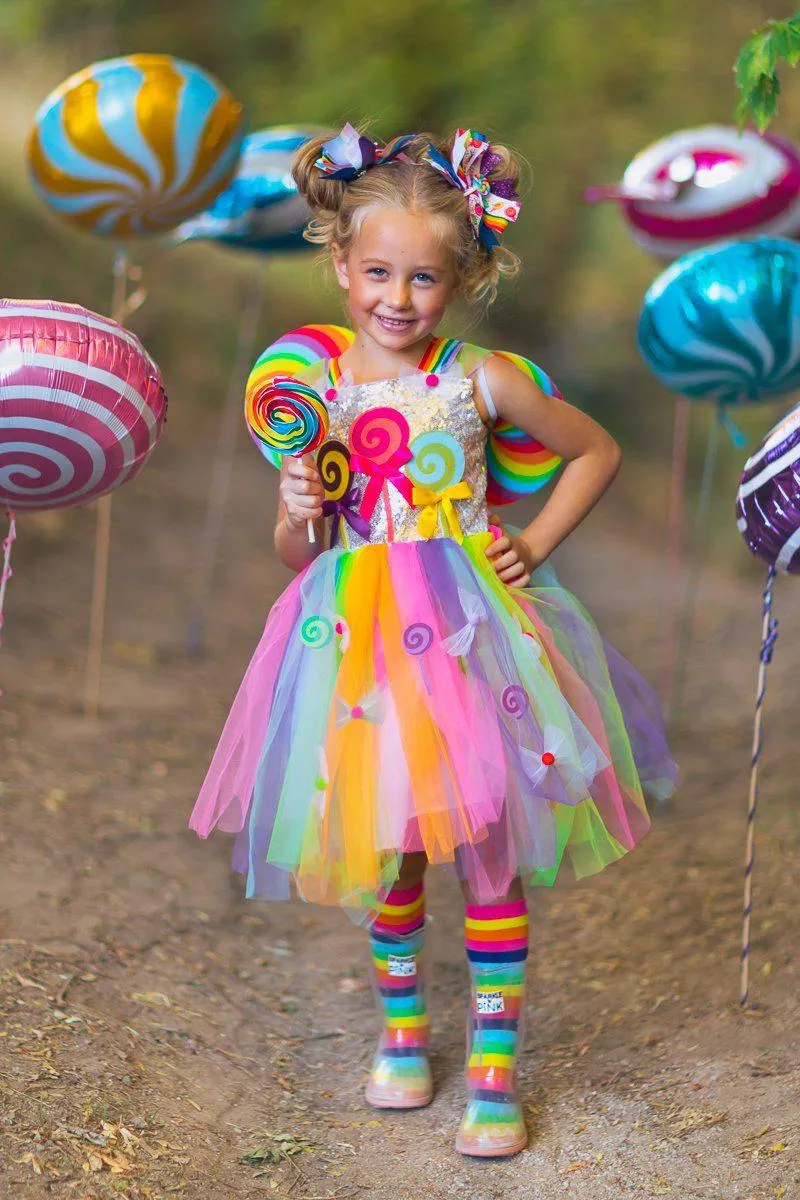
<box><xmin>638</xmin><ymin>238</ymin><xmax>800</xmax><ymax>407</ymax></box>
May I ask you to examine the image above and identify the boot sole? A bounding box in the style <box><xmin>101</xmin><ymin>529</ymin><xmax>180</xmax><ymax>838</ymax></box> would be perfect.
<box><xmin>455</xmin><ymin>1134</ymin><xmax>527</xmax><ymax>1158</ymax></box>
<box><xmin>365</xmin><ymin>1088</ymin><xmax>433</xmax><ymax>1110</ymax></box>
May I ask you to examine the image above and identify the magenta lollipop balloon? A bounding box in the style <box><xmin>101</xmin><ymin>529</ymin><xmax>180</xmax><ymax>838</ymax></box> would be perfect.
<box><xmin>736</xmin><ymin>403</ymin><xmax>800</xmax><ymax>572</ymax></box>
<box><xmin>0</xmin><ymin>299</ymin><xmax>167</xmax><ymax>512</ymax></box>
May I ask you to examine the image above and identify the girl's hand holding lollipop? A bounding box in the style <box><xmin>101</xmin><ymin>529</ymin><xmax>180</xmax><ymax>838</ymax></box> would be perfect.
<box><xmin>280</xmin><ymin>457</ymin><xmax>325</xmax><ymax>536</ymax></box>
<box><xmin>245</xmin><ymin>375</ymin><xmax>329</xmax><ymax>543</ymax></box>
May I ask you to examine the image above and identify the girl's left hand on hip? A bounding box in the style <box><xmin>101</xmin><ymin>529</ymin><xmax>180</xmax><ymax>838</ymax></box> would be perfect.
<box><xmin>485</xmin><ymin>513</ymin><xmax>538</xmax><ymax>588</ymax></box>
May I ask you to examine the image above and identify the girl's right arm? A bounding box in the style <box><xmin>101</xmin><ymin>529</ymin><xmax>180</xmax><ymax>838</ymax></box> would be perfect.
<box><xmin>274</xmin><ymin>457</ymin><xmax>325</xmax><ymax>571</ymax></box>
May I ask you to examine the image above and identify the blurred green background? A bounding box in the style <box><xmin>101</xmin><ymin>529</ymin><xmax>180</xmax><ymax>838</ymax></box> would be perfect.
<box><xmin>4</xmin><ymin>0</ymin><xmax>800</xmax><ymax>559</ymax></box>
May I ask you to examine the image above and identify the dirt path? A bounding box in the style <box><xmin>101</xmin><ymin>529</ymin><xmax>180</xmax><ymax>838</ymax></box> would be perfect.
<box><xmin>1</xmin><ymin>409</ymin><xmax>799</xmax><ymax>1200</ymax></box>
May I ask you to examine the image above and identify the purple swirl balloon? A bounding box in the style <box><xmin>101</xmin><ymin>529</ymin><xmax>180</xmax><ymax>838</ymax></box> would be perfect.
<box><xmin>403</xmin><ymin>622</ymin><xmax>434</xmax><ymax>655</ymax></box>
<box><xmin>736</xmin><ymin>402</ymin><xmax>800</xmax><ymax>573</ymax></box>
<box><xmin>501</xmin><ymin>684</ymin><xmax>529</xmax><ymax>718</ymax></box>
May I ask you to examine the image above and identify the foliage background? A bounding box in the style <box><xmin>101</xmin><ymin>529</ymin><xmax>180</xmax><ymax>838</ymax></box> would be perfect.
<box><xmin>3</xmin><ymin>0</ymin><xmax>800</xmax><ymax>554</ymax></box>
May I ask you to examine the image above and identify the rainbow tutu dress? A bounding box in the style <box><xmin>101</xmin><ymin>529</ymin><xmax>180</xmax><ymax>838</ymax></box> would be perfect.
<box><xmin>190</xmin><ymin>340</ymin><xmax>676</xmax><ymax>914</ymax></box>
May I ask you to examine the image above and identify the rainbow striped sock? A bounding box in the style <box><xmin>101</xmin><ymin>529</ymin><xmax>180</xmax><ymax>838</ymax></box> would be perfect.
<box><xmin>456</xmin><ymin>898</ymin><xmax>529</xmax><ymax>1157</ymax></box>
<box><xmin>365</xmin><ymin>882</ymin><xmax>432</xmax><ymax>1109</ymax></box>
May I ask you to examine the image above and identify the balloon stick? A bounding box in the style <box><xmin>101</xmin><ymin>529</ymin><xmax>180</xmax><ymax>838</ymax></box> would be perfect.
<box><xmin>186</xmin><ymin>275</ymin><xmax>265</xmax><ymax>656</ymax></box>
<box><xmin>0</xmin><ymin>510</ymin><xmax>17</xmax><ymax>658</ymax></box>
<box><xmin>84</xmin><ymin>245</ymin><xmax>129</xmax><ymax>717</ymax></box>
<box><xmin>667</xmin><ymin>408</ymin><xmax>721</xmax><ymax>726</ymax></box>
<box><xmin>661</xmin><ymin>398</ymin><xmax>691</xmax><ymax>715</ymax></box>
<box><xmin>741</xmin><ymin>565</ymin><xmax>778</xmax><ymax>1008</ymax></box>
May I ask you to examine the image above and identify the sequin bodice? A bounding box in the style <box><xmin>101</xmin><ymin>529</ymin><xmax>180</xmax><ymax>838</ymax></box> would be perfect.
<box><xmin>314</xmin><ymin>362</ymin><xmax>489</xmax><ymax>551</ymax></box>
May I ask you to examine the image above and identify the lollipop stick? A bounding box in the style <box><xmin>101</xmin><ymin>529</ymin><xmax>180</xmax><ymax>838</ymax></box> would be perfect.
<box><xmin>84</xmin><ymin>244</ymin><xmax>129</xmax><ymax>717</ymax></box>
<box><xmin>740</xmin><ymin>565</ymin><xmax>778</xmax><ymax>1008</ymax></box>
<box><xmin>301</xmin><ymin>454</ymin><xmax>317</xmax><ymax>544</ymax></box>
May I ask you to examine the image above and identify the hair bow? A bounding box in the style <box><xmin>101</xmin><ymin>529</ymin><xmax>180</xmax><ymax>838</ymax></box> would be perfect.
<box><xmin>422</xmin><ymin>129</ymin><xmax>521</xmax><ymax>247</ymax></box>
<box><xmin>315</xmin><ymin>123</ymin><xmax>417</xmax><ymax>182</ymax></box>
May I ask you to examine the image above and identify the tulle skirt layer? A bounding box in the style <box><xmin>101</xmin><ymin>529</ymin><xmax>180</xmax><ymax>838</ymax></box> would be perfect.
<box><xmin>190</xmin><ymin>533</ymin><xmax>675</xmax><ymax>912</ymax></box>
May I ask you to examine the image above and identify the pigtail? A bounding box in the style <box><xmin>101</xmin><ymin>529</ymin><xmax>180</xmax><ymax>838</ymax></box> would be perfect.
<box><xmin>292</xmin><ymin>132</ymin><xmax>349</xmax><ymax>244</ymax></box>
<box><xmin>415</xmin><ymin>131</ymin><xmax>523</xmax><ymax>306</ymax></box>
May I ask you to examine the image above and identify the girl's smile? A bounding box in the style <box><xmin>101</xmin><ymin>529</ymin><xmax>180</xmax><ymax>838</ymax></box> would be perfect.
<box><xmin>333</xmin><ymin>208</ymin><xmax>458</xmax><ymax>362</ymax></box>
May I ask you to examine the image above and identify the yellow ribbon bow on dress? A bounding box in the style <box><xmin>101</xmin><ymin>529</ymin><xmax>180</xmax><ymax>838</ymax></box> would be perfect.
<box><xmin>412</xmin><ymin>481</ymin><xmax>472</xmax><ymax>542</ymax></box>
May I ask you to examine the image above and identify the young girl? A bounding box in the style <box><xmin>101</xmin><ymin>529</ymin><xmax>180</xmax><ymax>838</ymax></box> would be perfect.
<box><xmin>191</xmin><ymin>124</ymin><xmax>676</xmax><ymax>1158</ymax></box>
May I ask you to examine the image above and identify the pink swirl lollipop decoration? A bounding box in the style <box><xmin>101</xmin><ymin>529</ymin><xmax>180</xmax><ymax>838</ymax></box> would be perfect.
<box><xmin>349</xmin><ymin>407</ymin><xmax>413</xmax><ymax>521</ymax></box>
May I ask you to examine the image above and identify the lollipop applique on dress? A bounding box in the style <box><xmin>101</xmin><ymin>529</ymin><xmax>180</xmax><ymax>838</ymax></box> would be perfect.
<box><xmin>349</xmin><ymin>407</ymin><xmax>414</xmax><ymax>527</ymax></box>
<box><xmin>317</xmin><ymin>440</ymin><xmax>367</xmax><ymax>549</ymax></box>
<box><xmin>408</xmin><ymin>431</ymin><xmax>472</xmax><ymax>542</ymax></box>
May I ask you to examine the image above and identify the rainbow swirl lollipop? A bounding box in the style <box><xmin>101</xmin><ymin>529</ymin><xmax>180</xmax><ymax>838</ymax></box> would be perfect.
<box><xmin>245</xmin><ymin>375</ymin><xmax>328</xmax><ymax>460</ymax></box>
<box><xmin>245</xmin><ymin>374</ymin><xmax>329</xmax><ymax>543</ymax></box>
<box><xmin>486</xmin><ymin>352</ymin><xmax>564</xmax><ymax>506</ymax></box>
<box><xmin>248</xmin><ymin>324</ymin><xmax>354</xmax><ymax>467</ymax></box>
<box><xmin>27</xmin><ymin>55</ymin><xmax>243</xmax><ymax>238</ymax></box>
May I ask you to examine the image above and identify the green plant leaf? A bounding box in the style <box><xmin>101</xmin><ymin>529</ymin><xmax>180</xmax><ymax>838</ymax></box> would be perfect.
<box><xmin>750</xmin><ymin>74</ymin><xmax>782</xmax><ymax>132</ymax></box>
<box><xmin>735</xmin><ymin>29</ymin><xmax>777</xmax><ymax>89</ymax></box>
<box><xmin>782</xmin><ymin>17</ymin><xmax>800</xmax><ymax>63</ymax></box>
<box><xmin>734</xmin><ymin>14</ymin><xmax>800</xmax><ymax>129</ymax></box>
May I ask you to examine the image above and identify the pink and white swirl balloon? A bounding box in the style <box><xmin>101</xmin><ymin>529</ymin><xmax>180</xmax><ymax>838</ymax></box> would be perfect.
<box><xmin>0</xmin><ymin>300</ymin><xmax>167</xmax><ymax>512</ymax></box>
<box><xmin>587</xmin><ymin>126</ymin><xmax>800</xmax><ymax>261</ymax></box>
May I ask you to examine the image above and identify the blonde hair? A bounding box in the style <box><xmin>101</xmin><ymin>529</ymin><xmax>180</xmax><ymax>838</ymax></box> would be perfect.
<box><xmin>292</xmin><ymin>130</ymin><xmax>521</xmax><ymax>307</ymax></box>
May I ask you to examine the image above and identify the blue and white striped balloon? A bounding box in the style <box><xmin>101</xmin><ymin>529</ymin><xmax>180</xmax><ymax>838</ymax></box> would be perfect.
<box><xmin>173</xmin><ymin>127</ymin><xmax>317</xmax><ymax>253</ymax></box>
<box><xmin>638</xmin><ymin>238</ymin><xmax>800</xmax><ymax>408</ymax></box>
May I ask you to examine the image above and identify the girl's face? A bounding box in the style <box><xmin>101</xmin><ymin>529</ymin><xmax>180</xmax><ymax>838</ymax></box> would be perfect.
<box><xmin>333</xmin><ymin>208</ymin><xmax>458</xmax><ymax>352</ymax></box>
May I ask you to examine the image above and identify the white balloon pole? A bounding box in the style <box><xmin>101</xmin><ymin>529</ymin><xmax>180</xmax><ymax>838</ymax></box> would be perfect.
<box><xmin>661</xmin><ymin>398</ymin><xmax>690</xmax><ymax>715</ymax></box>
<box><xmin>84</xmin><ymin>246</ymin><xmax>145</xmax><ymax>717</ymax></box>
<box><xmin>0</xmin><ymin>510</ymin><xmax>17</xmax><ymax>659</ymax></box>
<box><xmin>666</xmin><ymin>407</ymin><xmax>721</xmax><ymax>726</ymax></box>
<box><xmin>186</xmin><ymin>274</ymin><xmax>264</xmax><ymax>656</ymax></box>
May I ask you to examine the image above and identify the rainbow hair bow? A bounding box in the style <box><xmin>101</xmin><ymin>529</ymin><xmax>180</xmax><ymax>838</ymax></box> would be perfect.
<box><xmin>422</xmin><ymin>129</ymin><xmax>521</xmax><ymax>248</ymax></box>
<box><xmin>315</xmin><ymin>123</ymin><xmax>417</xmax><ymax>182</ymax></box>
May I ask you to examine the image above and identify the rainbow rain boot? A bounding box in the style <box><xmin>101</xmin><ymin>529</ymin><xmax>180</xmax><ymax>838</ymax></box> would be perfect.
<box><xmin>365</xmin><ymin>882</ymin><xmax>433</xmax><ymax>1109</ymax></box>
<box><xmin>456</xmin><ymin>898</ymin><xmax>529</xmax><ymax>1157</ymax></box>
